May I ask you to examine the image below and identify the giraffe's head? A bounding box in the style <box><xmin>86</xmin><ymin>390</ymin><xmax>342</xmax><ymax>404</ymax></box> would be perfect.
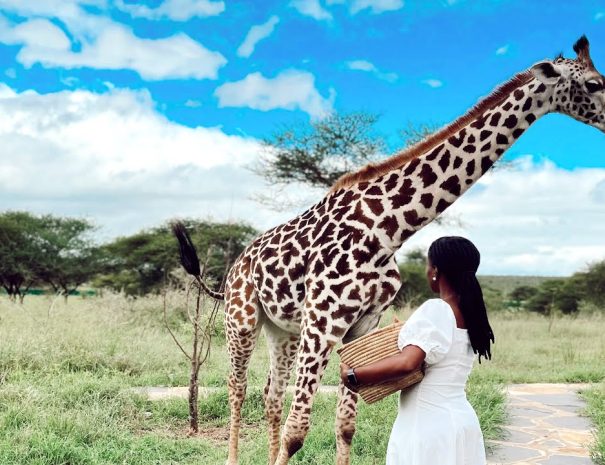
<box><xmin>530</xmin><ymin>35</ymin><xmax>605</xmax><ymax>132</ymax></box>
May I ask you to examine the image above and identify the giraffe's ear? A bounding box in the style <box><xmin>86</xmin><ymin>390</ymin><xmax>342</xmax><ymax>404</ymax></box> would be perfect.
<box><xmin>530</xmin><ymin>61</ymin><xmax>567</xmax><ymax>85</ymax></box>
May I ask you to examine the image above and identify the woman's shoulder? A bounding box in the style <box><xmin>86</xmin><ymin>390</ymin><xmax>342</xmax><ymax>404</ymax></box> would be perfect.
<box><xmin>412</xmin><ymin>298</ymin><xmax>455</xmax><ymax>323</ymax></box>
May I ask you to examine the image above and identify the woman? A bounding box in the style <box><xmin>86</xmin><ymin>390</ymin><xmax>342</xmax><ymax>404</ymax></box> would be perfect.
<box><xmin>340</xmin><ymin>236</ymin><xmax>494</xmax><ymax>465</ymax></box>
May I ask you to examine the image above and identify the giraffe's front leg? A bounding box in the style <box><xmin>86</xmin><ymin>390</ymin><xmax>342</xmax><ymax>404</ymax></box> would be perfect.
<box><xmin>274</xmin><ymin>317</ymin><xmax>339</xmax><ymax>465</ymax></box>
<box><xmin>335</xmin><ymin>382</ymin><xmax>359</xmax><ymax>465</ymax></box>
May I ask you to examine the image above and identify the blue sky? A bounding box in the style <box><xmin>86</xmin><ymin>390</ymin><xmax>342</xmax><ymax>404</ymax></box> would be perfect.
<box><xmin>2</xmin><ymin>0</ymin><xmax>605</xmax><ymax>167</ymax></box>
<box><xmin>1</xmin><ymin>0</ymin><xmax>605</xmax><ymax>276</ymax></box>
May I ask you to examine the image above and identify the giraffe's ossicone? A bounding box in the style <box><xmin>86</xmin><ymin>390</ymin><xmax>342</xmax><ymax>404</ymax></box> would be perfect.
<box><xmin>192</xmin><ymin>36</ymin><xmax>605</xmax><ymax>465</ymax></box>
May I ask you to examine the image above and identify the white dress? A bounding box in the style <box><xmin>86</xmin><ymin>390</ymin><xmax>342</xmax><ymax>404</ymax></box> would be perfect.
<box><xmin>385</xmin><ymin>299</ymin><xmax>486</xmax><ymax>465</ymax></box>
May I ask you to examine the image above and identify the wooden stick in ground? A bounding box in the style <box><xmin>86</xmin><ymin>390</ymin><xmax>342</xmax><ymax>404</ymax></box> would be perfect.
<box><xmin>188</xmin><ymin>283</ymin><xmax>202</xmax><ymax>434</ymax></box>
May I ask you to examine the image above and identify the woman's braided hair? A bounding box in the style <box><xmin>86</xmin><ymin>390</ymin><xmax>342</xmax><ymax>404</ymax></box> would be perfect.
<box><xmin>428</xmin><ymin>236</ymin><xmax>494</xmax><ymax>362</ymax></box>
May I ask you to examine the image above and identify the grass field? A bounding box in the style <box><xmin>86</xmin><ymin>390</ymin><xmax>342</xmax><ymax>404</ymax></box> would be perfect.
<box><xmin>583</xmin><ymin>384</ymin><xmax>605</xmax><ymax>465</ymax></box>
<box><xmin>0</xmin><ymin>293</ymin><xmax>603</xmax><ymax>464</ymax></box>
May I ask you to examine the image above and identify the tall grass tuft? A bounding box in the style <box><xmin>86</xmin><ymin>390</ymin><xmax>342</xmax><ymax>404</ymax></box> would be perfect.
<box><xmin>582</xmin><ymin>384</ymin><xmax>605</xmax><ymax>465</ymax></box>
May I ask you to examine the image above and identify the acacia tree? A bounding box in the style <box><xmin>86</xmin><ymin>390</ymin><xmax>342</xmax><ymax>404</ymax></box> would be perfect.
<box><xmin>255</xmin><ymin>112</ymin><xmax>386</xmax><ymax>190</ymax></box>
<box><xmin>34</xmin><ymin>216</ymin><xmax>100</xmax><ymax>300</ymax></box>
<box><xmin>578</xmin><ymin>261</ymin><xmax>605</xmax><ymax>306</ymax></box>
<box><xmin>0</xmin><ymin>212</ymin><xmax>100</xmax><ymax>302</ymax></box>
<box><xmin>96</xmin><ymin>219</ymin><xmax>257</xmax><ymax>296</ymax></box>
<box><xmin>0</xmin><ymin>212</ymin><xmax>43</xmax><ymax>302</ymax></box>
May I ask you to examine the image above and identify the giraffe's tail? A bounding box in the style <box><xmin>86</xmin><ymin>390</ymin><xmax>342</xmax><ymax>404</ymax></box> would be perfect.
<box><xmin>171</xmin><ymin>221</ymin><xmax>225</xmax><ymax>301</ymax></box>
<box><xmin>196</xmin><ymin>277</ymin><xmax>225</xmax><ymax>301</ymax></box>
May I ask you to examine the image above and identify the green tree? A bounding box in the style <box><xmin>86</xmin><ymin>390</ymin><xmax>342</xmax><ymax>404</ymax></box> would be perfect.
<box><xmin>525</xmin><ymin>279</ymin><xmax>582</xmax><ymax>315</ymax></box>
<box><xmin>579</xmin><ymin>260</ymin><xmax>605</xmax><ymax>307</ymax></box>
<box><xmin>255</xmin><ymin>112</ymin><xmax>385</xmax><ymax>190</ymax></box>
<box><xmin>0</xmin><ymin>212</ymin><xmax>100</xmax><ymax>302</ymax></box>
<box><xmin>395</xmin><ymin>248</ymin><xmax>434</xmax><ymax>307</ymax></box>
<box><xmin>34</xmin><ymin>216</ymin><xmax>100</xmax><ymax>300</ymax></box>
<box><xmin>556</xmin><ymin>278</ymin><xmax>583</xmax><ymax>314</ymax></box>
<box><xmin>508</xmin><ymin>285</ymin><xmax>538</xmax><ymax>309</ymax></box>
<box><xmin>96</xmin><ymin>219</ymin><xmax>257</xmax><ymax>296</ymax></box>
<box><xmin>0</xmin><ymin>212</ymin><xmax>43</xmax><ymax>302</ymax></box>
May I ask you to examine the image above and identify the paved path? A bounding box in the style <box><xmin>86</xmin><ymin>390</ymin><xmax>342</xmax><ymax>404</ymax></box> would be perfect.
<box><xmin>134</xmin><ymin>383</ymin><xmax>596</xmax><ymax>464</ymax></box>
<box><xmin>487</xmin><ymin>383</ymin><xmax>595</xmax><ymax>465</ymax></box>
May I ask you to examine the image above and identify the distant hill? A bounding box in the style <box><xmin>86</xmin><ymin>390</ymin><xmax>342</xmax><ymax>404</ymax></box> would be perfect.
<box><xmin>478</xmin><ymin>275</ymin><xmax>560</xmax><ymax>296</ymax></box>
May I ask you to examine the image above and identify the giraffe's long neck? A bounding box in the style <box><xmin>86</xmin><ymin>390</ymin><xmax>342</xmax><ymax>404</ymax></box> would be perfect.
<box><xmin>365</xmin><ymin>78</ymin><xmax>554</xmax><ymax>252</ymax></box>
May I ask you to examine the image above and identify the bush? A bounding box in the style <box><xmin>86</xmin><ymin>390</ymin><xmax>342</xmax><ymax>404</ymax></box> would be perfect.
<box><xmin>508</xmin><ymin>285</ymin><xmax>538</xmax><ymax>309</ymax></box>
<box><xmin>525</xmin><ymin>279</ymin><xmax>583</xmax><ymax>315</ymax></box>
<box><xmin>395</xmin><ymin>249</ymin><xmax>433</xmax><ymax>307</ymax></box>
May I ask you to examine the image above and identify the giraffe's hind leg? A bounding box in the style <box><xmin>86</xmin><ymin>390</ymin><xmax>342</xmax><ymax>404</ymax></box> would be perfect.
<box><xmin>263</xmin><ymin>322</ymin><xmax>299</xmax><ymax>465</ymax></box>
<box><xmin>225</xmin><ymin>291</ymin><xmax>262</xmax><ymax>465</ymax></box>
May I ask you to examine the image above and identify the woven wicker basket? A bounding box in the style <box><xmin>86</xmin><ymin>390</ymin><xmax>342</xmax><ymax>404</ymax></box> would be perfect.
<box><xmin>337</xmin><ymin>320</ymin><xmax>424</xmax><ymax>404</ymax></box>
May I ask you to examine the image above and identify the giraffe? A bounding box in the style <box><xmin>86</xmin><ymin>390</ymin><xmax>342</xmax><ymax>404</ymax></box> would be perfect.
<box><xmin>201</xmin><ymin>36</ymin><xmax>605</xmax><ymax>465</ymax></box>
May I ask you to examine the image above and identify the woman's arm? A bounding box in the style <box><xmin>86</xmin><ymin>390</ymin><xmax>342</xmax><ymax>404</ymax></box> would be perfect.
<box><xmin>340</xmin><ymin>345</ymin><xmax>426</xmax><ymax>390</ymax></box>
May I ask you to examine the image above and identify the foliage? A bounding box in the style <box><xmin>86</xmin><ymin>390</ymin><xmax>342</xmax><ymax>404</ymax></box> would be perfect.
<box><xmin>95</xmin><ymin>219</ymin><xmax>257</xmax><ymax>296</ymax></box>
<box><xmin>579</xmin><ymin>261</ymin><xmax>605</xmax><ymax>306</ymax></box>
<box><xmin>525</xmin><ymin>279</ymin><xmax>566</xmax><ymax>315</ymax></box>
<box><xmin>0</xmin><ymin>212</ymin><xmax>42</xmax><ymax>301</ymax></box>
<box><xmin>34</xmin><ymin>215</ymin><xmax>100</xmax><ymax>299</ymax></box>
<box><xmin>508</xmin><ymin>285</ymin><xmax>538</xmax><ymax>306</ymax></box>
<box><xmin>481</xmin><ymin>286</ymin><xmax>508</xmax><ymax>313</ymax></box>
<box><xmin>395</xmin><ymin>249</ymin><xmax>434</xmax><ymax>307</ymax></box>
<box><xmin>255</xmin><ymin>112</ymin><xmax>385</xmax><ymax>189</ymax></box>
<box><xmin>398</xmin><ymin>122</ymin><xmax>440</xmax><ymax>147</ymax></box>
<box><xmin>507</xmin><ymin>259</ymin><xmax>605</xmax><ymax>315</ymax></box>
<box><xmin>0</xmin><ymin>211</ymin><xmax>99</xmax><ymax>302</ymax></box>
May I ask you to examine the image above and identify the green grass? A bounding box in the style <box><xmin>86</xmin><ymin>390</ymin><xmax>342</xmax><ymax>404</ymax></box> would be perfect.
<box><xmin>0</xmin><ymin>294</ymin><xmax>603</xmax><ymax>464</ymax></box>
<box><xmin>583</xmin><ymin>383</ymin><xmax>605</xmax><ymax>465</ymax></box>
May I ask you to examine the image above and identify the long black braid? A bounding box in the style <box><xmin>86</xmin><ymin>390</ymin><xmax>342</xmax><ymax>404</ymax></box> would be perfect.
<box><xmin>428</xmin><ymin>236</ymin><xmax>495</xmax><ymax>362</ymax></box>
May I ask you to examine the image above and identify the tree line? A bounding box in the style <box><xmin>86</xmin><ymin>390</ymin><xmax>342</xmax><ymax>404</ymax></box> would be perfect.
<box><xmin>0</xmin><ymin>211</ymin><xmax>257</xmax><ymax>302</ymax></box>
<box><xmin>396</xmin><ymin>249</ymin><xmax>605</xmax><ymax>315</ymax></box>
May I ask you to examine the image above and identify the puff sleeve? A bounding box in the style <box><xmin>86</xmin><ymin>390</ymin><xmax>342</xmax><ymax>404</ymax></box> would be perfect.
<box><xmin>397</xmin><ymin>299</ymin><xmax>456</xmax><ymax>365</ymax></box>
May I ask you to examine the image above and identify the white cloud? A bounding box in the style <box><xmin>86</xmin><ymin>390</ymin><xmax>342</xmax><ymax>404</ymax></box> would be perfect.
<box><xmin>184</xmin><ymin>99</ymin><xmax>202</xmax><ymax>108</ymax></box>
<box><xmin>237</xmin><ymin>15</ymin><xmax>280</xmax><ymax>58</ymax></box>
<box><xmin>595</xmin><ymin>12</ymin><xmax>605</xmax><ymax>21</ymax></box>
<box><xmin>290</xmin><ymin>0</ymin><xmax>333</xmax><ymax>21</ymax></box>
<box><xmin>422</xmin><ymin>78</ymin><xmax>443</xmax><ymax>88</ymax></box>
<box><xmin>0</xmin><ymin>19</ymin><xmax>227</xmax><ymax>80</ymax></box>
<box><xmin>0</xmin><ymin>0</ymin><xmax>109</xmax><ymax>40</ymax></box>
<box><xmin>327</xmin><ymin>0</ymin><xmax>404</xmax><ymax>14</ymax></box>
<box><xmin>0</xmin><ymin>3</ymin><xmax>226</xmax><ymax>80</ymax></box>
<box><xmin>3</xmin><ymin>18</ymin><xmax>71</xmax><ymax>50</ymax></box>
<box><xmin>496</xmin><ymin>44</ymin><xmax>509</xmax><ymax>56</ymax></box>
<box><xmin>115</xmin><ymin>0</ymin><xmax>225</xmax><ymax>21</ymax></box>
<box><xmin>346</xmin><ymin>59</ymin><xmax>398</xmax><ymax>82</ymax></box>
<box><xmin>291</xmin><ymin>0</ymin><xmax>403</xmax><ymax>19</ymax></box>
<box><xmin>401</xmin><ymin>157</ymin><xmax>605</xmax><ymax>276</ymax></box>
<box><xmin>215</xmin><ymin>69</ymin><xmax>335</xmax><ymax>119</ymax></box>
<box><xmin>0</xmin><ymin>83</ymin><xmax>306</xmax><ymax>239</ymax></box>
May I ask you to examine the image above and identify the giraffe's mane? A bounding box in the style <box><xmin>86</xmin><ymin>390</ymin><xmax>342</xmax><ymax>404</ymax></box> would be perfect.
<box><xmin>329</xmin><ymin>70</ymin><xmax>535</xmax><ymax>192</ymax></box>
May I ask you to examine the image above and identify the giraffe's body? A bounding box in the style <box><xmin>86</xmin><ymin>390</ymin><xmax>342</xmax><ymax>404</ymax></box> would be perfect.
<box><xmin>215</xmin><ymin>37</ymin><xmax>605</xmax><ymax>465</ymax></box>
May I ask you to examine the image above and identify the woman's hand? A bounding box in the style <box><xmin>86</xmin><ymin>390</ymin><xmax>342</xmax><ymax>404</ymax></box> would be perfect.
<box><xmin>340</xmin><ymin>362</ymin><xmax>358</xmax><ymax>392</ymax></box>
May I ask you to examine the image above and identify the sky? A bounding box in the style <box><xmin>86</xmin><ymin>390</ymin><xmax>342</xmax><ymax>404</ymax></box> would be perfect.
<box><xmin>0</xmin><ymin>0</ymin><xmax>605</xmax><ymax>276</ymax></box>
